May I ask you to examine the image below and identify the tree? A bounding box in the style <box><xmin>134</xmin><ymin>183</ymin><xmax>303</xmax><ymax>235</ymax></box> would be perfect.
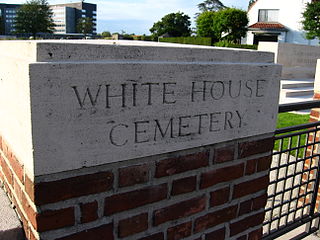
<box><xmin>302</xmin><ymin>1</ymin><xmax>320</xmax><ymax>40</ymax></box>
<box><xmin>14</xmin><ymin>0</ymin><xmax>55</xmax><ymax>38</ymax></box>
<box><xmin>150</xmin><ymin>12</ymin><xmax>191</xmax><ymax>38</ymax></box>
<box><xmin>213</xmin><ymin>8</ymin><xmax>248</xmax><ymax>43</ymax></box>
<box><xmin>101</xmin><ymin>31</ymin><xmax>111</xmax><ymax>38</ymax></box>
<box><xmin>196</xmin><ymin>11</ymin><xmax>218</xmax><ymax>40</ymax></box>
<box><xmin>197</xmin><ymin>0</ymin><xmax>225</xmax><ymax>12</ymax></box>
<box><xmin>196</xmin><ymin>8</ymin><xmax>248</xmax><ymax>43</ymax></box>
<box><xmin>77</xmin><ymin>17</ymin><xmax>93</xmax><ymax>36</ymax></box>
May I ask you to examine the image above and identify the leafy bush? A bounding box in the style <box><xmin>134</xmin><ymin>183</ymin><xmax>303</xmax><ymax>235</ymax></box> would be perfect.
<box><xmin>159</xmin><ymin>37</ymin><xmax>212</xmax><ymax>46</ymax></box>
<box><xmin>214</xmin><ymin>40</ymin><xmax>257</xmax><ymax>50</ymax></box>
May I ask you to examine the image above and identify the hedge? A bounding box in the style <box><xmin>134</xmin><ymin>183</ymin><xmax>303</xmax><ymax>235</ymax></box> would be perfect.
<box><xmin>159</xmin><ymin>37</ymin><xmax>212</xmax><ymax>46</ymax></box>
<box><xmin>214</xmin><ymin>41</ymin><xmax>258</xmax><ymax>50</ymax></box>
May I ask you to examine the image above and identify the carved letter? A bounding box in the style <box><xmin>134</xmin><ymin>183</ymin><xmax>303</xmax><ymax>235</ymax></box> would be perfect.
<box><xmin>178</xmin><ymin>115</ymin><xmax>191</xmax><ymax>137</ymax></box>
<box><xmin>154</xmin><ymin>118</ymin><xmax>174</xmax><ymax>141</ymax></box>
<box><xmin>72</xmin><ymin>85</ymin><xmax>102</xmax><ymax>109</ymax></box>
<box><xmin>210</xmin><ymin>81</ymin><xmax>225</xmax><ymax>100</ymax></box>
<box><xmin>256</xmin><ymin>80</ymin><xmax>266</xmax><ymax>97</ymax></box>
<box><xmin>109</xmin><ymin>124</ymin><xmax>128</xmax><ymax>146</ymax></box>
<box><xmin>106</xmin><ymin>84</ymin><xmax>126</xmax><ymax>108</ymax></box>
<box><xmin>134</xmin><ymin>120</ymin><xmax>150</xmax><ymax>143</ymax></box>
<box><xmin>142</xmin><ymin>83</ymin><xmax>160</xmax><ymax>105</ymax></box>
<box><xmin>209</xmin><ymin>112</ymin><xmax>221</xmax><ymax>132</ymax></box>
<box><xmin>224</xmin><ymin>111</ymin><xmax>234</xmax><ymax>130</ymax></box>
<box><xmin>228</xmin><ymin>80</ymin><xmax>241</xmax><ymax>99</ymax></box>
<box><xmin>191</xmin><ymin>81</ymin><xmax>208</xmax><ymax>102</ymax></box>
<box><xmin>194</xmin><ymin>113</ymin><xmax>208</xmax><ymax>134</ymax></box>
<box><xmin>163</xmin><ymin>83</ymin><xmax>176</xmax><ymax>104</ymax></box>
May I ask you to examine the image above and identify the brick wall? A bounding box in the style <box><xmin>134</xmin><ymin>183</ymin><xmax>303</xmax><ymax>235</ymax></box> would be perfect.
<box><xmin>303</xmin><ymin>92</ymin><xmax>320</xmax><ymax>208</ymax></box>
<box><xmin>0</xmin><ymin>134</ymin><xmax>273</xmax><ymax>240</ymax></box>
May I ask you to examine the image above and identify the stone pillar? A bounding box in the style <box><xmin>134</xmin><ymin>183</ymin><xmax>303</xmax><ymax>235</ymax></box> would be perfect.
<box><xmin>0</xmin><ymin>41</ymin><xmax>281</xmax><ymax>240</ymax></box>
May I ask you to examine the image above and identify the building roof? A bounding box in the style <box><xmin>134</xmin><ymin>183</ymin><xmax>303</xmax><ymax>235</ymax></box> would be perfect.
<box><xmin>248</xmin><ymin>22</ymin><xmax>288</xmax><ymax>31</ymax></box>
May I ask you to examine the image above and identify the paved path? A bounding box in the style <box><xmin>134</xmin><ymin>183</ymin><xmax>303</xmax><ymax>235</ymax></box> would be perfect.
<box><xmin>0</xmin><ymin>187</ymin><xmax>24</xmax><ymax>240</ymax></box>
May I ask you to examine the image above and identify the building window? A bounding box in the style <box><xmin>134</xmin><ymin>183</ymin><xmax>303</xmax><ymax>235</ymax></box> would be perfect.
<box><xmin>258</xmin><ymin>9</ymin><xmax>279</xmax><ymax>22</ymax></box>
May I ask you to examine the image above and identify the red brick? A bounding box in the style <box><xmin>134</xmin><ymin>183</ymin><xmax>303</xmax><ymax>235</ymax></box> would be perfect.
<box><xmin>257</xmin><ymin>156</ymin><xmax>272</xmax><ymax>172</ymax></box>
<box><xmin>252</xmin><ymin>194</ymin><xmax>268</xmax><ymax>210</ymax></box>
<box><xmin>200</xmin><ymin>163</ymin><xmax>244</xmax><ymax>189</ymax></box>
<box><xmin>34</xmin><ymin>171</ymin><xmax>114</xmax><ymax>205</ymax></box>
<box><xmin>310</xmin><ymin>117</ymin><xmax>318</xmax><ymax>123</ymax></box>
<box><xmin>119</xmin><ymin>164</ymin><xmax>149</xmax><ymax>187</ymax></box>
<box><xmin>36</xmin><ymin>207</ymin><xmax>75</xmax><ymax>232</ymax></box>
<box><xmin>155</xmin><ymin>151</ymin><xmax>209</xmax><ymax>178</ymax></box>
<box><xmin>138</xmin><ymin>233</ymin><xmax>164</xmax><ymax>240</ymax></box>
<box><xmin>154</xmin><ymin>195</ymin><xmax>206</xmax><ymax>226</ymax></box>
<box><xmin>311</xmin><ymin>109</ymin><xmax>320</xmax><ymax>119</ymax></box>
<box><xmin>194</xmin><ymin>205</ymin><xmax>238</xmax><ymax>233</ymax></box>
<box><xmin>8</xmin><ymin>153</ymin><xmax>24</xmax><ymax>184</ymax></box>
<box><xmin>214</xmin><ymin>145</ymin><xmax>235</xmax><ymax>163</ymax></box>
<box><xmin>1</xmin><ymin>156</ymin><xmax>13</xmax><ymax>185</ymax></box>
<box><xmin>167</xmin><ymin>221</ymin><xmax>192</xmax><ymax>240</ymax></box>
<box><xmin>105</xmin><ymin>183</ymin><xmax>167</xmax><ymax>215</ymax></box>
<box><xmin>230</xmin><ymin>212</ymin><xmax>265</xmax><ymax>236</ymax></box>
<box><xmin>25</xmin><ymin>174</ymin><xmax>34</xmax><ymax>202</ymax></box>
<box><xmin>171</xmin><ymin>176</ymin><xmax>197</xmax><ymax>196</ymax></box>
<box><xmin>245</xmin><ymin>159</ymin><xmax>256</xmax><ymax>175</ymax></box>
<box><xmin>29</xmin><ymin>230</ymin><xmax>38</xmax><ymax>240</ymax></box>
<box><xmin>238</xmin><ymin>138</ymin><xmax>274</xmax><ymax>158</ymax></box>
<box><xmin>210</xmin><ymin>187</ymin><xmax>230</xmax><ymax>207</ymax></box>
<box><xmin>205</xmin><ymin>227</ymin><xmax>225</xmax><ymax>240</ymax></box>
<box><xmin>314</xmin><ymin>92</ymin><xmax>320</xmax><ymax>100</ymax></box>
<box><xmin>56</xmin><ymin>223</ymin><xmax>114</xmax><ymax>240</ymax></box>
<box><xmin>248</xmin><ymin>228</ymin><xmax>263</xmax><ymax>240</ymax></box>
<box><xmin>80</xmin><ymin>201</ymin><xmax>98</xmax><ymax>224</ymax></box>
<box><xmin>118</xmin><ymin>213</ymin><xmax>148</xmax><ymax>238</ymax></box>
<box><xmin>233</xmin><ymin>175</ymin><xmax>269</xmax><ymax>199</ymax></box>
<box><xmin>239</xmin><ymin>200</ymin><xmax>252</xmax><ymax>216</ymax></box>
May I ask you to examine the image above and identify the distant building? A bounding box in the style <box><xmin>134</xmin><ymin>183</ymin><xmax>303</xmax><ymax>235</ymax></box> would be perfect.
<box><xmin>245</xmin><ymin>0</ymin><xmax>318</xmax><ymax>46</ymax></box>
<box><xmin>0</xmin><ymin>2</ymin><xmax>97</xmax><ymax>36</ymax></box>
<box><xmin>0</xmin><ymin>3</ymin><xmax>20</xmax><ymax>35</ymax></box>
<box><xmin>50</xmin><ymin>2</ymin><xmax>97</xmax><ymax>35</ymax></box>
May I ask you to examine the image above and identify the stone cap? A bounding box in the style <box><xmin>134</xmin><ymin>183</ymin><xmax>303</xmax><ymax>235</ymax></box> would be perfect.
<box><xmin>0</xmin><ymin>40</ymin><xmax>274</xmax><ymax>63</ymax></box>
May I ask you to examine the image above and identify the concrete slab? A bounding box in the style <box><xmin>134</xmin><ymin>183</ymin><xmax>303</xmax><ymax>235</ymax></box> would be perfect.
<box><xmin>0</xmin><ymin>187</ymin><xmax>24</xmax><ymax>240</ymax></box>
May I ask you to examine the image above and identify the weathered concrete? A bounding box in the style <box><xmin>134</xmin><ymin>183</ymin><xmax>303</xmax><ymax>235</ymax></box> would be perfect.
<box><xmin>258</xmin><ymin>42</ymin><xmax>320</xmax><ymax>79</ymax></box>
<box><xmin>0</xmin><ymin>40</ymin><xmax>281</xmax><ymax>177</ymax></box>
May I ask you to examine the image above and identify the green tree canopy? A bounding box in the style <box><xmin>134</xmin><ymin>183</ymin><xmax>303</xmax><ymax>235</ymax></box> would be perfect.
<box><xmin>77</xmin><ymin>17</ymin><xmax>93</xmax><ymax>36</ymax></box>
<box><xmin>150</xmin><ymin>12</ymin><xmax>191</xmax><ymax>38</ymax></box>
<box><xmin>214</xmin><ymin>8</ymin><xmax>248</xmax><ymax>43</ymax></box>
<box><xmin>302</xmin><ymin>1</ymin><xmax>320</xmax><ymax>40</ymax></box>
<box><xmin>101</xmin><ymin>31</ymin><xmax>111</xmax><ymax>37</ymax></box>
<box><xmin>196</xmin><ymin>8</ymin><xmax>248</xmax><ymax>43</ymax></box>
<box><xmin>197</xmin><ymin>0</ymin><xmax>225</xmax><ymax>13</ymax></box>
<box><xmin>196</xmin><ymin>11</ymin><xmax>218</xmax><ymax>40</ymax></box>
<box><xmin>14</xmin><ymin>0</ymin><xmax>55</xmax><ymax>38</ymax></box>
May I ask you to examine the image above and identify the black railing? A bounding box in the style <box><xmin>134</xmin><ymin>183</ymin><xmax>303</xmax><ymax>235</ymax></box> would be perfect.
<box><xmin>263</xmin><ymin>100</ymin><xmax>320</xmax><ymax>240</ymax></box>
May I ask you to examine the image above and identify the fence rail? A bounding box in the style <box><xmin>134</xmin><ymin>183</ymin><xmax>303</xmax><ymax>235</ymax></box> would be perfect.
<box><xmin>263</xmin><ymin>100</ymin><xmax>320</xmax><ymax>239</ymax></box>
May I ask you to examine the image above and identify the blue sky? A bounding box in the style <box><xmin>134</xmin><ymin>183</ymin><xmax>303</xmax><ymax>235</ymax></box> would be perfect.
<box><xmin>6</xmin><ymin>0</ymin><xmax>249</xmax><ymax>34</ymax></box>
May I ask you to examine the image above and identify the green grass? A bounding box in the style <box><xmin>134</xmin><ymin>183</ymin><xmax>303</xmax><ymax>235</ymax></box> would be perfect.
<box><xmin>275</xmin><ymin>113</ymin><xmax>310</xmax><ymax>158</ymax></box>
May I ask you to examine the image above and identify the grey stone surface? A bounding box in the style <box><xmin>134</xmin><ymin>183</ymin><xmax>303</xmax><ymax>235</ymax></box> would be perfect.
<box><xmin>0</xmin><ymin>187</ymin><xmax>24</xmax><ymax>240</ymax></box>
<box><xmin>0</xmin><ymin>40</ymin><xmax>281</xmax><ymax>177</ymax></box>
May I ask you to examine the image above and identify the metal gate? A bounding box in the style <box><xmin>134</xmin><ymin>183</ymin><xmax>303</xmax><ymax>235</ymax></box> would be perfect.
<box><xmin>263</xmin><ymin>101</ymin><xmax>320</xmax><ymax>239</ymax></box>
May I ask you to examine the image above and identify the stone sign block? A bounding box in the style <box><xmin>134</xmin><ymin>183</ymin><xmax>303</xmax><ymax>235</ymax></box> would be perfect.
<box><xmin>0</xmin><ymin>40</ymin><xmax>281</xmax><ymax>177</ymax></box>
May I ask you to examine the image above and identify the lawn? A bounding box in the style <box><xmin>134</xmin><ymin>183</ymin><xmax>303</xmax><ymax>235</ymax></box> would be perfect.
<box><xmin>275</xmin><ymin>113</ymin><xmax>310</xmax><ymax>158</ymax></box>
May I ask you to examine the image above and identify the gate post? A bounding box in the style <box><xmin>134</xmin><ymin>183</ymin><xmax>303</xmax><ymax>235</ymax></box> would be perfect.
<box><xmin>0</xmin><ymin>41</ymin><xmax>281</xmax><ymax>240</ymax></box>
